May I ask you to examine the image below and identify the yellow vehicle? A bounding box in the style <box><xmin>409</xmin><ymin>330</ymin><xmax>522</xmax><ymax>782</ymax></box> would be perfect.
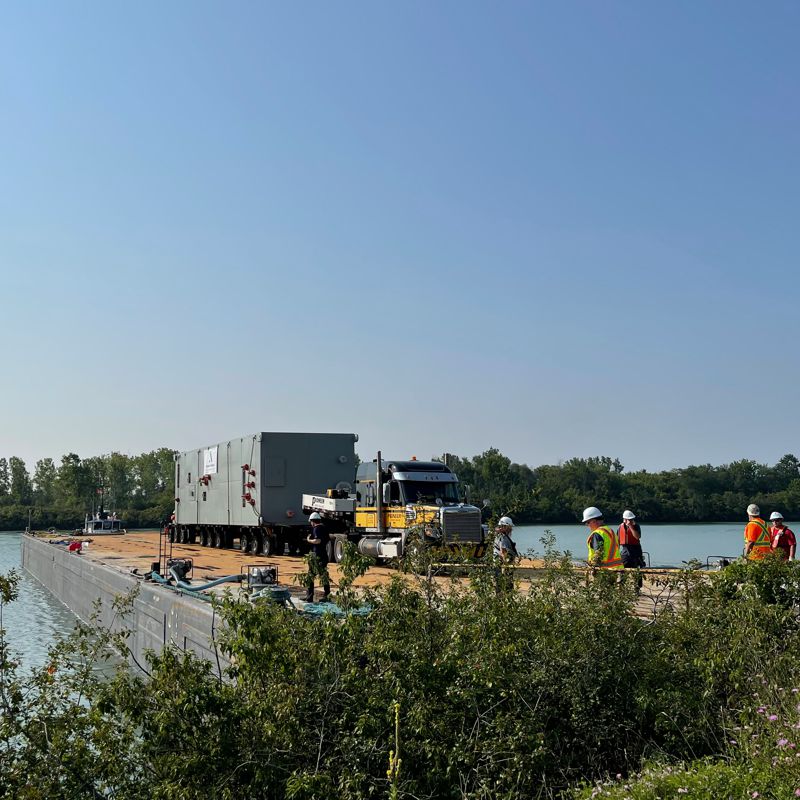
<box><xmin>302</xmin><ymin>453</ymin><xmax>486</xmax><ymax>562</ymax></box>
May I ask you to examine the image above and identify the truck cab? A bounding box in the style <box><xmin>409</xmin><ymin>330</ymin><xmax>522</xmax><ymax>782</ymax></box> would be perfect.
<box><xmin>352</xmin><ymin>458</ymin><xmax>484</xmax><ymax>560</ymax></box>
<box><xmin>303</xmin><ymin>454</ymin><xmax>486</xmax><ymax>562</ymax></box>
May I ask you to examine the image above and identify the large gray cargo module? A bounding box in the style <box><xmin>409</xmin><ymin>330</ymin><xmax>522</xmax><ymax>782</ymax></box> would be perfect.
<box><xmin>172</xmin><ymin>432</ymin><xmax>357</xmax><ymax>554</ymax></box>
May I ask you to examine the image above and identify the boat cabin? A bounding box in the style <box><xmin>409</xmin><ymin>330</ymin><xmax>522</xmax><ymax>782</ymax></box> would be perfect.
<box><xmin>82</xmin><ymin>510</ymin><xmax>126</xmax><ymax>535</ymax></box>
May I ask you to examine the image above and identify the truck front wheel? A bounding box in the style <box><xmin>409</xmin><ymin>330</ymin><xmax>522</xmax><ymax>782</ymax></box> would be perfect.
<box><xmin>333</xmin><ymin>536</ymin><xmax>346</xmax><ymax>563</ymax></box>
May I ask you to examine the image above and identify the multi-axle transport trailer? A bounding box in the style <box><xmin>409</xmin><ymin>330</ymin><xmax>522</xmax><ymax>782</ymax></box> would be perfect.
<box><xmin>168</xmin><ymin>431</ymin><xmax>485</xmax><ymax>563</ymax></box>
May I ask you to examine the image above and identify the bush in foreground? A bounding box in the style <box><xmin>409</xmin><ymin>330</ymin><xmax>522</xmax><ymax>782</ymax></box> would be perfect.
<box><xmin>1</xmin><ymin>551</ymin><xmax>800</xmax><ymax>798</ymax></box>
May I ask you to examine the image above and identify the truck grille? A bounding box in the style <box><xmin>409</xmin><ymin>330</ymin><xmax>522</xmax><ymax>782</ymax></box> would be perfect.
<box><xmin>441</xmin><ymin>509</ymin><xmax>482</xmax><ymax>543</ymax></box>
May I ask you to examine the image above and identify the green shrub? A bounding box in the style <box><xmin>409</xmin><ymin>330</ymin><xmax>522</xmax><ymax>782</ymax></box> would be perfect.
<box><xmin>2</xmin><ymin>552</ymin><xmax>800</xmax><ymax>798</ymax></box>
<box><xmin>572</xmin><ymin>677</ymin><xmax>800</xmax><ymax>799</ymax></box>
<box><xmin>710</xmin><ymin>554</ymin><xmax>800</xmax><ymax>607</ymax></box>
<box><xmin>573</xmin><ymin>759</ymin><xmax>797</xmax><ymax>800</ymax></box>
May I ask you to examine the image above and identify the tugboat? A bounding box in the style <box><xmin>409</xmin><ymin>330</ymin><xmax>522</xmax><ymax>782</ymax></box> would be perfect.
<box><xmin>77</xmin><ymin>507</ymin><xmax>126</xmax><ymax>536</ymax></box>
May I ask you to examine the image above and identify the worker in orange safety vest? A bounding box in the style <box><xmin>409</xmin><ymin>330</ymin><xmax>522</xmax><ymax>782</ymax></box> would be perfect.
<box><xmin>743</xmin><ymin>503</ymin><xmax>772</xmax><ymax>560</ymax></box>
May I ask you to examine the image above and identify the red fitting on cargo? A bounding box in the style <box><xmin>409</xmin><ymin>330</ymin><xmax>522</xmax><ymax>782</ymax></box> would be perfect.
<box><xmin>249</xmin><ymin>498</ymin><xmax>256</xmax><ymax>506</ymax></box>
<box><xmin>243</xmin><ymin>492</ymin><xmax>252</xmax><ymax>501</ymax></box>
<box><xmin>241</xmin><ymin>464</ymin><xmax>250</xmax><ymax>471</ymax></box>
<box><xmin>246</xmin><ymin>481</ymin><xmax>255</xmax><ymax>489</ymax></box>
<box><xmin>249</xmin><ymin>470</ymin><xmax>256</xmax><ymax>476</ymax></box>
<box><xmin>286</xmin><ymin>509</ymin><xmax>295</xmax><ymax>518</ymax></box>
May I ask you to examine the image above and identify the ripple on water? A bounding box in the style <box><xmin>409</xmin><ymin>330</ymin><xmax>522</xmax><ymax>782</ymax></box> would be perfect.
<box><xmin>0</xmin><ymin>532</ymin><xmax>80</xmax><ymax>672</ymax></box>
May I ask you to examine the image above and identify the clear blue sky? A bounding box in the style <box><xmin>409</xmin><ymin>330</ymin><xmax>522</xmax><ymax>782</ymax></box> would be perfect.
<box><xmin>1</xmin><ymin>1</ymin><xmax>798</xmax><ymax>474</ymax></box>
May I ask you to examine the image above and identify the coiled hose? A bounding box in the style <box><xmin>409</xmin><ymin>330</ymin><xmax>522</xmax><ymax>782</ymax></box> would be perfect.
<box><xmin>147</xmin><ymin>569</ymin><xmax>242</xmax><ymax>602</ymax></box>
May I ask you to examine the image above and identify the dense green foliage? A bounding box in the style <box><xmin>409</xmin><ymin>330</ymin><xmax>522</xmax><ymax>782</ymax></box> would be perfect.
<box><xmin>2</xmin><ymin>548</ymin><xmax>800</xmax><ymax>798</ymax></box>
<box><xmin>446</xmin><ymin>449</ymin><xmax>800</xmax><ymax>523</ymax></box>
<box><xmin>0</xmin><ymin>450</ymin><xmax>175</xmax><ymax>530</ymax></box>
<box><xmin>572</xmin><ymin>680</ymin><xmax>800</xmax><ymax>799</ymax></box>
<box><xmin>2</xmin><ymin>445</ymin><xmax>799</xmax><ymax>529</ymax></box>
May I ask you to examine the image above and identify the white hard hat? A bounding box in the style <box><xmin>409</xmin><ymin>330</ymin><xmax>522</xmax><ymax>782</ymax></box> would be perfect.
<box><xmin>497</xmin><ymin>516</ymin><xmax>514</xmax><ymax>528</ymax></box>
<box><xmin>770</xmin><ymin>511</ymin><xmax>784</xmax><ymax>521</ymax></box>
<box><xmin>747</xmin><ymin>504</ymin><xmax>760</xmax><ymax>516</ymax></box>
<box><xmin>309</xmin><ymin>512</ymin><xmax>322</xmax><ymax>521</ymax></box>
<box><xmin>622</xmin><ymin>510</ymin><xmax>636</xmax><ymax>520</ymax></box>
<box><xmin>582</xmin><ymin>506</ymin><xmax>603</xmax><ymax>523</ymax></box>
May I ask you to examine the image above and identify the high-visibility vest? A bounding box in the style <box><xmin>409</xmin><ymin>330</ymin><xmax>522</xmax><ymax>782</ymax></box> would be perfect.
<box><xmin>617</xmin><ymin>521</ymin><xmax>641</xmax><ymax>546</ymax></box>
<box><xmin>746</xmin><ymin>518</ymin><xmax>772</xmax><ymax>560</ymax></box>
<box><xmin>587</xmin><ymin>524</ymin><xmax>623</xmax><ymax>569</ymax></box>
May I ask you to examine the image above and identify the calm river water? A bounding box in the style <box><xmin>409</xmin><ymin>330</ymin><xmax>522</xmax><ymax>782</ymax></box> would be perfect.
<box><xmin>0</xmin><ymin>531</ymin><xmax>78</xmax><ymax>672</ymax></box>
<box><xmin>513</xmin><ymin>522</ymin><xmax>757</xmax><ymax>567</ymax></box>
<box><xmin>0</xmin><ymin>522</ymin><xmax>776</xmax><ymax>666</ymax></box>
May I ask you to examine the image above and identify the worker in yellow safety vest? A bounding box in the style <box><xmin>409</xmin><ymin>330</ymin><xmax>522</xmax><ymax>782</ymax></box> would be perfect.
<box><xmin>743</xmin><ymin>503</ymin><xmax>772</xmax><ymax>560</ymax></box>
<box><xmin>582</xmin><ymin>506</ymin><xmax>623</xmax><ymax>569</ymax></box>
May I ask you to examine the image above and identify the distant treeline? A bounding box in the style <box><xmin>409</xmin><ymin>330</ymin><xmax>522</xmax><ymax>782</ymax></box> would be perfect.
<box><xmin>2</xmin><ymin>447</ymin><xmax>799</xmax><ymax>531</ymax></box>
<box><xmin>445</xmin><ymin>449</ymin><xmax>800</xmax><ymax>524</ymax></box>
<box><xmin>0</xmin><ymin>450</ymin><xmax>175</xmax><ymax>531</ymax></box>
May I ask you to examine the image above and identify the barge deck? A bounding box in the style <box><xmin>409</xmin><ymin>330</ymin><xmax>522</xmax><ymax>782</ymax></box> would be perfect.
<box><xmin>20</xmin><ymin>531</ymin><xmax>695</xmax><ymax>676</ymax></box>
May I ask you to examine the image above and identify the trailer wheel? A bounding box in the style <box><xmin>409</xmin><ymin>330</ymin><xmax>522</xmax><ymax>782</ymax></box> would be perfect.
<box><xmin>213</xmin><ymin>529</ymin><xmax>223</xmax><ymax>549</ymax></box>
<box><xmin>333</xmin><ymin>536</ymin><xmax>346</xmax><ymax>563</ymax></box>
<box><xmin>262</xmin><ymin>534</ymin><xmax>275</xmax><ymax>557</ymax></box>
<box><xmin>249</xmin><ymin>531</ymin><xmax>262</xmax><ymax>555</ymax></box>
<box><xmin>168</xmin><ymin>526</ymin><xmax>176</xmax><ymax>544</ymax></box>
<box><xmin>200</xmin><ymin>529</ymin><xmax>209</xmax><ymax>547</ymax></box>
<box><xmin>237</xmin><ymin>530</ymin><xmax>248</xmax><ymax>552</ymax></box>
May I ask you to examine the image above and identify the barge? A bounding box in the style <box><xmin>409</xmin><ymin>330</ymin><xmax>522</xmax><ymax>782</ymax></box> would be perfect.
<box><xmin>19</xmin><ymin>530</ymin><xmax>398</xmax><ymax>670</ymax></box>
<box><xmin>21</xmin><ymin>531</ymin><xmax>694</xmax><ymax>673</ymax></box>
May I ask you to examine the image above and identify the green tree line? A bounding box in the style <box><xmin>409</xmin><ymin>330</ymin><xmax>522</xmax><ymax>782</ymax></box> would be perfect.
<box><xmin>0</xmin><ymin>449</ymin><xmax>175</xmax><ymax>530</ymax></box>
<box><xmin>446</xmin><ymin>449</ymin><xmax>800</xmax><ymax>523</ymax></box>
<box><xmin>3</xmin><ymin>446</ymin><xmax>799</xmax><ymax>530</ymax></box>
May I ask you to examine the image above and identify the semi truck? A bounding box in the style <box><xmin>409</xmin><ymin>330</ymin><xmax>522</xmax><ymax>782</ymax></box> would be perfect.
<box><xmin>167</xmin><ymin>432</ymin><xmax>485</xmax><ymax>562</ymax></box>
<box><xmin>302</xmin><ymin>453</ymin><xmax>486</xmax><ymax>562</ymax></box>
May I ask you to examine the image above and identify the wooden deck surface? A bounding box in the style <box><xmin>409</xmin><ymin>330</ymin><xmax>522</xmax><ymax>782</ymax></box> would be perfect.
<box><xmin>34</xmin><ymin>530</ymin><xmax>691</xmax><ymax>615</ymax></box>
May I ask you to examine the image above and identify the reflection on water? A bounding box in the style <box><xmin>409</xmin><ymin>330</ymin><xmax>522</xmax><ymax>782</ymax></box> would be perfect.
<box><xmin>0</xmin><ymin>532</ymin><xmax>79</xmax><ymax>672</ymax></box>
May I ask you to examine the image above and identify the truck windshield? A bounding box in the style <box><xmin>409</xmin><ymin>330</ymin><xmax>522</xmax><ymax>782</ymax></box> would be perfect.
<box><xmin>400</xmin><ymin>481</ymin><xmax>461</xmax><ymax>505</ymax></box>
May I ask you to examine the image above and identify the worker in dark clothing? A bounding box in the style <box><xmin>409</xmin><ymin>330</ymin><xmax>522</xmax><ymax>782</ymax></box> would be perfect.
<box><xmin>618</xmin><ymin>510</ymin><xmax>646</xmax><ymax>568</ymax></box>
<box><xmin>303</xmin><ymin>512</ymin><xmax>331</xmax><ymax>602</ymax></box>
